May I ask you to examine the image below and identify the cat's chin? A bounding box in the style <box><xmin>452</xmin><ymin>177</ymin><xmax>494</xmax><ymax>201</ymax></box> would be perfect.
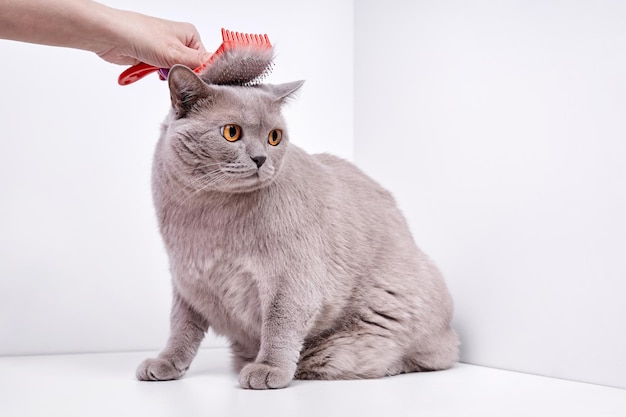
<box><xmin>213</xmin><ymin>175</ymin><xmax>276</xmax><ymax>194</ymax></box>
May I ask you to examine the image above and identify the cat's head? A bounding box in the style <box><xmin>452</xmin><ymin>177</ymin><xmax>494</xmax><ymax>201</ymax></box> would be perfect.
<box><xmin>160</xmin><ymin>64</ymin><xmax>303</xmax><ymax>194</ymax></box>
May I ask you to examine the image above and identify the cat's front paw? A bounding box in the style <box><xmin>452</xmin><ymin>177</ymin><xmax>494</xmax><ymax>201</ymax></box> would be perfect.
<box><xmin>136</xmin><ymin>358</ymin><xmax>186</xmax><ymax>381</ymax></box>
<box><xmin>239</xmin><ymin>363</ymin><xmax>293</xmax><ymax>389</ymax></box>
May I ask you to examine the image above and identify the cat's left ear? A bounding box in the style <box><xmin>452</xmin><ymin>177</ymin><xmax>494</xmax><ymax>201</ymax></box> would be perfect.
<box><xmin>263</xmin><ymin>80</ymin><xmax>305</xmax><ymax>105</ymax></box>
<box><xmin>168</xmin><ymin>64</ymin><xmax>211</xmax><ymax>119</ymax></box>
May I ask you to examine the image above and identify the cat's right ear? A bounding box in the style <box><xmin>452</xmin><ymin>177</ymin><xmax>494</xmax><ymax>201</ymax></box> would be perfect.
<box><xmin>168</xmin><ymin>65</ymin><xmax>210</xmax><ymax>119</ymax></box>
<box><xmin>263</xmin><ymin>80</ymin><xmax>305</xmax><ymax>105</ymax></box>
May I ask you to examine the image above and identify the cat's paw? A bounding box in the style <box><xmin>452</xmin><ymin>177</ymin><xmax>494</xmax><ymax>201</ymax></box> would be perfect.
<box><xmin>239</xmin><ymin>363</ymin><xmax>293</xmax><ymax>389</ymax></box>
<box><xmin>136</xmin><ymin>358</ymin><xmax>186</xmax><ymax>381</ymax></box>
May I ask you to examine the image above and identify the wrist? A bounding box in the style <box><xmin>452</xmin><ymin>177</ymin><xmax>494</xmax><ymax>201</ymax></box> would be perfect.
<box><xmin>75</xmin><ymin>2</ymin><xmax>127</xmax><ymax>55</ymax></box>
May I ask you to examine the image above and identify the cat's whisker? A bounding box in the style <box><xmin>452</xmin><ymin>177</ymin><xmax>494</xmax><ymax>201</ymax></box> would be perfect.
<box><xmin>159</xmin><ymin>165</ymin><xmax>224</xmax><ymax>208</ymax></box>
<box><xmin>171</xmin><ymin>168</ymin><xmax>243</xmax><ymax>207</ymax></box>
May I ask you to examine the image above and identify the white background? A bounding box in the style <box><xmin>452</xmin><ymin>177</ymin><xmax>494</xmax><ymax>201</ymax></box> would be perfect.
<box><xmin>355</xmin><ymin>1</ymin><xmax>626</xmax><ymax>389</ymax></box>
<box><xmin>0</xmin><ymin>0</ymin><xmax>353</xmax><ymax>355</ymax></box>
<box><xmin>1</xmin><ymin>0</ymin><xmax>625</xmax><ymax>390</ymax></box>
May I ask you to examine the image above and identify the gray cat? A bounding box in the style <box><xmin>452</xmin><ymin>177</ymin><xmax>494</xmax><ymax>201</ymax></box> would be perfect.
<box><xmin>136</xmin><ymin>65</ymin><xmax>459</xmax><ymax>389</ymax></box>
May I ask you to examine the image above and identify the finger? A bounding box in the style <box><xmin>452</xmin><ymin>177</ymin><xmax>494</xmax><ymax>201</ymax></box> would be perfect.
<box><xmin>182</xmin><ymin>23</ymin><xmax>205</xmax><ymax>50</ymax></box>
<box><xmin>172</xmin><ymin>46</ymin><xmax>211</xmax><ymax>69</ymax></box>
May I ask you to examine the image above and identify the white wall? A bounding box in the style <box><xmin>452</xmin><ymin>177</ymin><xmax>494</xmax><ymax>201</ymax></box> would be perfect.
<box><xmin>0</xmin><ymin>0</ymin><xmax>353</xmax><ymax>355</ymax></box>
<box><xmin>355</xmin><ymin>0</ymin><xmax>626</xmax><ymax>389</ymax></box>
<box><xmin>3</xmin><ymin>0</ymin><xmax>625</xmax><ymax>392</ymax></box>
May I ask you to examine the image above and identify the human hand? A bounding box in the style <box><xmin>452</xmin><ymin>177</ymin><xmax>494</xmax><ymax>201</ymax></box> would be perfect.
<box><xmin>0</xmin><ymin>1</ymin><xmax>211</xmax><ymax>70</ymax></box>
<box><xmin>95</xmin><ymin>11</ymin><xmax>211</xmax><ymax>69</ymax></box>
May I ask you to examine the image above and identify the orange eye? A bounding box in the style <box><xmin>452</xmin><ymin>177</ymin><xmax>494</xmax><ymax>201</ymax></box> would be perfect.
<box><xmin>268</xmin><ymin>129</ymin><xmax>282</xmax><ymax>146</ymax></box>
<box><xmin>222</xmin><ymin>124</ymin><xmax>242</xmax><ymax>142</ymax></box>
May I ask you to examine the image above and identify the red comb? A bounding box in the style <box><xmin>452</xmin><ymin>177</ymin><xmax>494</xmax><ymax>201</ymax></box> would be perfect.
<box><xmin>118</xmin><ymin>28</ymin><xmax>272</xmax><ymax>86</ymax></box>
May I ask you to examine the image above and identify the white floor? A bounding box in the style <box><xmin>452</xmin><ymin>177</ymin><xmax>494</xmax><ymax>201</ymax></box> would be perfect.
<box><xmin>1</xmin><ymin>348</ymin><xmax>625</xmax><ymax>417</ymax></box>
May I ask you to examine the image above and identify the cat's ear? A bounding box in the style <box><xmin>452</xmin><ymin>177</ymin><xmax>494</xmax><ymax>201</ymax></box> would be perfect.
<box><xmin>168</xmin><ymin>65</ymin><xmax>211</xmax><ymax>119</ymax></box>
<box><xmin>263</xmin><ymin>80</ymin><xmax>305</xmax><ymax>105</ymax></box>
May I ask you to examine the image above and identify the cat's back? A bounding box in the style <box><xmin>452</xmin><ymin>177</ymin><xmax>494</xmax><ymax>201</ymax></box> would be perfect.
<box><xmin>309</xmin><ymin>152</ymin><xmax>396</xmax><ymax>205</ymax></box>
<box><xmin>303</xmin><ymin>151</ymin><xmax>407</xmax><ymax>233</ymax></box>
<box><xmin>285</xmin><ymin>148</ymin><xmax>420</xmax><ymax>275</ymax></box>
<box><xmin>311</xmin><ymin>152</ymin><xmax>380</xmax><ymax>184</ymax></box>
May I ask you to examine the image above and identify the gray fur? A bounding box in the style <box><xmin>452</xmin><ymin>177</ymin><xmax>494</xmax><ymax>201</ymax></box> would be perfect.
<box><xmin>137</xmin><ymin>65</ymin><xmax>459</xmax><ymax>389</ymax></box>
<box><xmin>200</xmin><ymin>46</ymin><xmax>274</xmax><ymax>86</ymax></box>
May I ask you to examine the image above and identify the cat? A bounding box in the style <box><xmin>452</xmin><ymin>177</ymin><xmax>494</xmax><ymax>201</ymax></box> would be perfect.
<box><xmin>136</xmin><ymin>64</ymin><xmax>459</xmax><ymax>389</ymax></box>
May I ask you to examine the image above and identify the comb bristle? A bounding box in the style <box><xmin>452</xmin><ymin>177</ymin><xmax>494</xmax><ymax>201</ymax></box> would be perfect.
<box><xmin>221</xmin><ymin>28</ymin><xmax>272</xmax><ymax>48</ymax></box>
<box><xmin>199</xmin><ymin>44</ymin><xmax>274</xmax><ymax>87</ymax></box>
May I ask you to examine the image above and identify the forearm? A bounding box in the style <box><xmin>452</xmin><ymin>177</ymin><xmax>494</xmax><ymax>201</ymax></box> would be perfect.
<box><xmin>1</xmin><ymin>0</ymin><xmax>208</xmax><ymax>68</ymax></box>
<box><xmin>0</xmin><ymin>0</ymin><xmax>120</xmax><ymax>53</ymax></box>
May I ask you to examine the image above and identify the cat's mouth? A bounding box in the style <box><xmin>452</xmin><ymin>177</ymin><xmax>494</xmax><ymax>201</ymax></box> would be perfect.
<box><xmin>223</xmin><ymin>168</ymin><xmax>261</xmax><ymax>180</ymax></box>
<box><xmin>212</xmin><ymin>165</ymin><xmax>275</xmax><ymax>193</ymax></box>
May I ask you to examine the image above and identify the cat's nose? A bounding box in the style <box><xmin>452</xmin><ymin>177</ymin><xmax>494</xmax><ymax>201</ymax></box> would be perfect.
<box><xmin>251</xmin><ymin>155</ymin><xmax>266</xmax><ymax>168</ymax></box>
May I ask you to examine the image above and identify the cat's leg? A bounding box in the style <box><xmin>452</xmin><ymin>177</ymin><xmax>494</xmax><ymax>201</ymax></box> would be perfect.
<box><xmin>401</xmin><ymin>328</ymin><xmax>459</xmax><ymax>372</ymax></box>
<box><xmin>297</xmin><ymin>319</ymin><xmax>458</xmax><ymax>379</ymax></box>
<box><xmin>238</xmin><ymin>292</ymin><xmax>315</xmax><ymax>390</ymax></box>
<box><xmin>295</xmin><ymin>315</ymin><xmax>406</xmax><ymax>380</ymax></box>
<box><xmin>136</xmin><ymin>291</ymin><xmax>208</xmax><ymax>381</ymax></box>
<box><xmin>230</xmin><ymin>337</ymin><xmax>261</xmax><ymax>373</ymax></box>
